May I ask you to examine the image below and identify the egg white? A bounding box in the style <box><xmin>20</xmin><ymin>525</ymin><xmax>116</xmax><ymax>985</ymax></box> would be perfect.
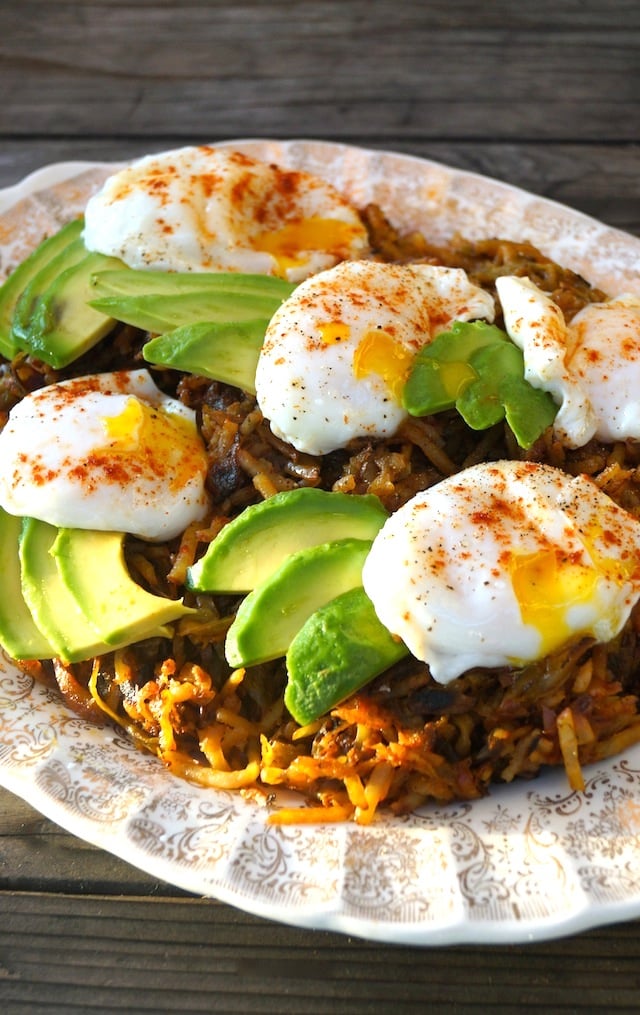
<box><xmin>567</xmin><ymin>294</ymin><xmax>640</xmax><ymax>443</ymax></box>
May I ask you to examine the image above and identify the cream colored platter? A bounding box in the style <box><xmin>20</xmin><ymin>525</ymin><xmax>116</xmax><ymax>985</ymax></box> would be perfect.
<box><xmin>1</xmin><ymin>139</ymin><xmax>640</xmax><ymax>945</ymax></box>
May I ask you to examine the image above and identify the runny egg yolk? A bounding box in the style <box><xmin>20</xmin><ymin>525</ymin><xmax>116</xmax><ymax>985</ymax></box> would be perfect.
<box><xmin>320</xmin><ymin>320</ymin><xmax>416</xmax><ymax>401</ymax></box>
<box><xmin>101</xmin><ymin>396</ymin><xmax>147</xmax><ymax>450</ymax></box>
<box><xmin>101</xmin><ymin>396</ymin><xmax>207</xmax><ymax>495</ymax></box>
<box><xmin>511</xmin><ymin>548</ymin><xmax>600</xmax><ymax>658</ymax></box>
<box><xmin>252</xmin><ymin>217</ymin><xmax>364</xmax><ymax>276</ymax></box>
<box><xmin>318</xmin><ymin>321</ymin><xmax>350</xmax><ymax>345</ymax></box>
<box><xmin>352</xmin><ymin>330</ymin><xmax>416</xmax><ymax>402</ymax></box>
<box><xmin>510</xmin><ymin>511</ymin><xmax>640</xmax><ymax>661</ymax></box>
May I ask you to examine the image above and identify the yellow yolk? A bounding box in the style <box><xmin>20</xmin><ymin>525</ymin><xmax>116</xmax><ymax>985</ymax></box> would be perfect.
<box><xmin>102</xmin><ymin>396</ymin><xmax>145</xmax><ymax>450</ymax></box>
<box><xmin>318</xmin><ymin>321</ymin><xmax>351</xmax><ymax>345</ymax></box>
<box><xmin>510</xmin><ymin>548</ymin><xmax>599</xmax><ymax>658</ymax></box>
<box><xmin>253</xmin><ymin>217</ymin><xmax>362</xmax><ymax>276</ymax></box>
<box><xmin>352</xmin><ymin>330</ymin><xmax>415</xmax><ymax>402</ymax></box>
<box><xmin>101</xmin><ymin>396</ymin><xmax>207</xmax><ymax>495</ymax></box>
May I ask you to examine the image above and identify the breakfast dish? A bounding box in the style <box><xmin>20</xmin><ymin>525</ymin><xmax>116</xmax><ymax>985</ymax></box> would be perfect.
<box><xmin>1</xmin><ymin>140</ymin><xmax>640</xmax><ymax>944</ymax></box>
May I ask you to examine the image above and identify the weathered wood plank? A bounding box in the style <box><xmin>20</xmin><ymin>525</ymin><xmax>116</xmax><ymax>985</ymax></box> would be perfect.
<box><xmin>1</xmin><ymin>1</ymin><xmax>639</xmax><ymax>142</ymax></box>
<box><xmin>0</xmin><ymin>788</ymin><xmax>178</xmax><ymax>897</ymax></box>
<box><xmin>2</xmin><ymin>892</ymin><xmax>640</xmax><ymax>1014</ymax></box>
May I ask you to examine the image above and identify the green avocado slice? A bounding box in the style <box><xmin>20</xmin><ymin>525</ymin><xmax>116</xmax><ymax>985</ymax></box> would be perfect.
<box><xmin>51</xmin><ymin>527</ymin><xmax>195</xmax><ymax>646</ymax></box>
<box><xmin>90</xmin><ymin>288</ymin><xmax>289</xmax><ymax>335</ymax></box>
<box><xmin>403</xmin><ymin>319</ymin><xmax>557</xmax><ymax>449</ymax></box>
<box><xmin>284</xmin><ymin>586</ymin><xmax>409</xmax><ymax>725</ymax></box>
<box><xmin>10</xmin><ymin>232</ymin><xmax>89</xmax><ymax>349</ymax></box>
<box><xmin>18</xmin><ymin>250</ymin><xmax>123</xmax><ymax>368</ymax></box>
<box><xmin>0</xmin><ymin>217</ymin><xmax>84</xmax><ymax>359</ymax></box>
<box><xmin>225</xmin><ymin>537</ymin><xmax>373</xmax><ymax>668</ymax></box>
<box><xmin>142</xmin><ymin>319</ymin><xmax>267</xmax><ymax>393</ymax></box>
<box><xmin>90</xmin><ymin>268</ymin><xmax>295</xmax><ymax>301</ymax></box>
<box><xmin>187</xmin><ymin>487</ymin><xmax>389</xmax><ymax>594</ymax></box>
<box><xmin>0</xmin><ymin>509</ymin><xmax>54</xmax><ymax>660</ymax></box>
<box><xmin>19</xmin><ymin>518</ymin><xmax>115</xmax><ymax>664</ymax></box>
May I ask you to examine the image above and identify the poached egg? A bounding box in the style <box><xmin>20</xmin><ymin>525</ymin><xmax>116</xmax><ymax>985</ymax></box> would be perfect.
<box><xmin>255</xmin><ymin>259</ymin><xmax>495</xmax><ymax>455</ymax></box>
<box><xmin>496</xmin><ymin>275</ymin><xmax>640</xmax><ymax>448</ymax></box>
<box><xmin>362</xmin><ymin>459</ymin><xmax>640</xmax><ymax>683</ymax></box>
<box><xmin>83</xmin><ymin>145</ymin><xmax>369</xmax><ymax>282</ymax></box>
<box><xmin>0</xmin><ymin>369</ymin><xmax>210</xmax><ymax>541</ymax></box>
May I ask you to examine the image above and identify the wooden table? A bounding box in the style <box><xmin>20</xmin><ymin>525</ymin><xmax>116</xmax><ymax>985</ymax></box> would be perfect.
<box><xmin>2</xmin><ymin>2</ymin><xmax>640</xmax><ymax>1011</ymax></box>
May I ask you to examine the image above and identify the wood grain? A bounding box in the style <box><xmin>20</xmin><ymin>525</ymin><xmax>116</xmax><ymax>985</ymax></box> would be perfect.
<box><xmin>1</xmin><ymin>1</ymin><xmax>639</xmax><ymax>141</ymax></box>
<box><xmin>3</xmin><ymin>892</ymin><xmax>640</xmax><ymax>1014</ymax></box>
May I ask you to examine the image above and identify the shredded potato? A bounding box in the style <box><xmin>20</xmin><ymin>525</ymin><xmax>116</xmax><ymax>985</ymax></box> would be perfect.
<box><xmin>8</xmin><ymin>206</ymin><xmax>640</xmax><ymax>824</ymax></box>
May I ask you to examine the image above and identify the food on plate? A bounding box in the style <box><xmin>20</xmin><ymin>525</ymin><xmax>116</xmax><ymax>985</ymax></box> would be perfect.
<box><xmin>225</xmin><ymin>536</ymin><xmax>374</xmax><ymax>669</ymax></box>
<box><xmin>402</xmin><ymin>320</ymin><xmax>558</xmax><ymax>449</ymax></box>
<box><xmin>90</xmin><ymin>269</ymin><xmax>295</xmax><ymax>393</ymax></box>
<box><xmin>0</xmin><ymin>217</ymin><xmax>86</xmax><ymax>359</ymax></box>
<box><xmin>0</xmin><ymin>369</ymin><xmax>210</xmax><ymax>540</ymax></box>
<box><xmin>497</xmin><ymin>275</ymin><xmax>640</xmax><ymax>447</ymax></box>
<box><xmin>255</xmin><ymin>260</ymin><xmax>495</xmax><ymax>455</ymax></box>
<box><xmin>285</xmin><ymin>586</ymin><xmax>409</xmax><ymax>727</ymax></box>
<box><xmin>1</xmin><ymin>142</ymin><xmax>640</xmax><ymax>825</ymax></box>
<box><xmin>82</xmin><ymin>145</ymin><xmax>370</xmax><ymax>280</ymax></box>
<box><xmin>12</xmin><ymin>517</ymin><xmax>192</xmax><ymax>663</ymax></box>
<box><xmin>186</xmin><ymin>486</ymin><xmax>388</xmax><ymax>592</ymax></box>
<box><xmin>362</xmin><ymin>459</ymin><xmax>640</xmax><ymax>682</ymax></box>
<box><xmin>0</xmin><ymin>508</ymin><xmax>56</xmax><ymax>660</ymax></box>
<box><xmin>11</xmin><ymin>247</ymin><xmax>122</xmax><ymax>369</ymax></box>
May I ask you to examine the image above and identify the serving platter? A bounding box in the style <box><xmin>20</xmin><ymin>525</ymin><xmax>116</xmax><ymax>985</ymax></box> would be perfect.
<box><xmin>2</xmin><ymin>139</ymin><xmax>640</xmax><ymax>945</ymax></box>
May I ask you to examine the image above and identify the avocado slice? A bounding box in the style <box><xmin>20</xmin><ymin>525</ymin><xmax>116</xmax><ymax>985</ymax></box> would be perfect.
<box><xmin>0</xmin><ymin>217</ymin><xmax>85</xmax><ymax>360</ymax></box>
<box><xmin>19</xmin><ymin>517</ymin><xmax>115</xmax><ymax>664</ymax></box>
<box><xmin>18</xmin><ymin>250</ymin><xmax>124</xmax><ymax>368</ymax></box>
<box><xmin>89</xmin><ymin>270</ymin><xmax>295</xmax><ymax>385</ymax></box>
<box><xmin>90</xmin><ymin>268</ymin><xmax>295</xmax><ymax>301</ymax></box>
<box><xmin>10</xmin><ymin>234</ymin><xmax>90</xmax><ymax>347</ymax></box>
<box><xmin>142</xmin><ymin>319</ymin><xmax>267</xmax><ymax>393</ymax></box>
<box><xmin>187</xmin><ymin>487</ymin><xmax>389</xmax><ymax>593</ymax></box>
<box><xmin>0</xmin><ymin>508</ymin><xmax>54</xmax><ymax>660</ymax></box>
<box><xmin>284</xmin><ymin>586</ymin><xmax>409</xmax><ymax>725</ymax></box>
<box><xmin>225</xmin><ymin>537</ymin><xmax>372</xmax><ymax>668</ymax></box>
<box><xmin>90</xmin><ymin>288</ymin><xmax>289</xmax><ymax>335</ymax></box>
<box><xmin>403</xmin><ymin>320</ymin><xmax>557</xmax><ymax>450</ymax></box>
<box><xmin>51</xmin><ymin>526</ymin><xmax>195</xmax><ymax>645</ymax></box>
